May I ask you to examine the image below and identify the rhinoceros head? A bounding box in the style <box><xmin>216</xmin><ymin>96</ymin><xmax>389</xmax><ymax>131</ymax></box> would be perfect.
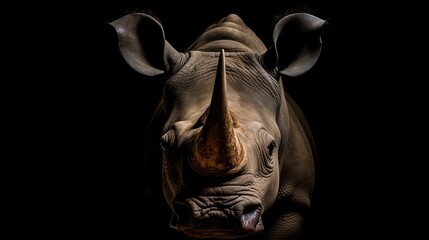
<box><xmin>110</xmin><ymin>12</ymin><xmax>325</xmax><ymax>239</ymax></box>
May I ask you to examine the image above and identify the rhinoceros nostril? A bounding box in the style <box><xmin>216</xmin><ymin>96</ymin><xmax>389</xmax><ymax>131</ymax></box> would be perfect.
<box><xmin>241</xmin><ymin>204</ymin><xmax>264</xmax><ymax>233</ymax></box>
<box><xmin>170</xmin><ymin>200</ymin><xmax>191</xmax><ymax>230</ymax></box>
<box><xmin>169</xmin><ymin>213</ymin><xmax>179</xmax><ymax>230</ymax></box>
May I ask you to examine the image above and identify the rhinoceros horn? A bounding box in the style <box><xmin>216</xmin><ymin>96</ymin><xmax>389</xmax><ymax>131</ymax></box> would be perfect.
<box><xmin>191</xmin><ymin>49</ymin><xmax>246</xmax><ymax>176</ymax></box>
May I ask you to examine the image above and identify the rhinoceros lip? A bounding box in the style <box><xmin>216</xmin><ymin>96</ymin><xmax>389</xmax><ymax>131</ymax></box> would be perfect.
<box><xmin>172</xmin><ymin>219</ymin><xmax>263</xmax><ymax>239</ymax></box>
<box><xmin>170</xmin><ymin>184</ymin><xmax>265</xmax><ymax>238</ymax></box>
<box><xmin>175</xmin><ymin>221</ymin><xmax>249</xmax><ymax>239</ymax></box>
<box><xmin>170</xmin><ymin>204</ymin><xmax>264</xmax><ymax>239</ymax></box>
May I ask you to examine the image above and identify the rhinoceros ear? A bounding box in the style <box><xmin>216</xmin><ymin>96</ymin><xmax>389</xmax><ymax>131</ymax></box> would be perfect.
<box><xmin>262</xmin><ymin>13</ymin><xmax>326</xmax><ymax>77</ymax></box>
<box><xmin>110</xmin><ymin>13</ymin><xmax>182</xmax><ymax>76</ymax></box>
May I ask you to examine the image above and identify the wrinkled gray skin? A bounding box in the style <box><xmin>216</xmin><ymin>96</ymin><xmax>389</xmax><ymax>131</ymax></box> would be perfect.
<box><xmin>110</xmin><ymin>13</ymin><xmax>325</xmax><ymax>239</ymax></box>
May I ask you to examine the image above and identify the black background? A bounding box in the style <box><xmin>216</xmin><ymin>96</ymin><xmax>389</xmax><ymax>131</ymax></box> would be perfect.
<box><xmin>15</xmin><ymin>0</ymin><xmax>423</xmax><ymax>239</ymax></box>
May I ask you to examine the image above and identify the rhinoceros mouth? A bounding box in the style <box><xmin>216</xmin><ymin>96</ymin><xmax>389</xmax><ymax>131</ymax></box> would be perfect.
<box><xmin>170</xmin><ymin>193</ymin><xmax>265</xmax><ymax>239</ymax></box>
<box><xmin>180</xmin><ymin>226</ymin><xmax>253</xmax><ymax>239</ymax></box>
<box><xmin>171</xmin><ymin>220</ymin><xmax>250</xmax><ymax>239</ymax></box>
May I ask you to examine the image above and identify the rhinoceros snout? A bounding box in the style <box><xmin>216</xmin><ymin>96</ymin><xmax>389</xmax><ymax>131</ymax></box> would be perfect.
<box><xmin>170</xmin><ymin>197</ymin><xmax>264</xmax><ymax>238</ymax></box>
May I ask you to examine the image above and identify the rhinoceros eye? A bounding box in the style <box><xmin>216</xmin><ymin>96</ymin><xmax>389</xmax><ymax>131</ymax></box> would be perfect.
<box><xmin>258</xmin><ymin>129</ymin><xmax>276</xmax><ymax>175</ymax></box>
<box><xmin>160</xmin><ymin>129</ymin><xmax>175</xmax><ymax>152</ymax></box>
<box><xmin>267</xmin><ymin>140</ymin><xmax>276</xmax><ymax>158</ymax></box>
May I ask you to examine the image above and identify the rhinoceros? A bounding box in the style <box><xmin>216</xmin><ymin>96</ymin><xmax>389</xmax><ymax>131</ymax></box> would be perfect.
<box><xmin>110</xmin><ymin>11</ymin><xmax>326</xmax><ymax>239</ymax></box>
